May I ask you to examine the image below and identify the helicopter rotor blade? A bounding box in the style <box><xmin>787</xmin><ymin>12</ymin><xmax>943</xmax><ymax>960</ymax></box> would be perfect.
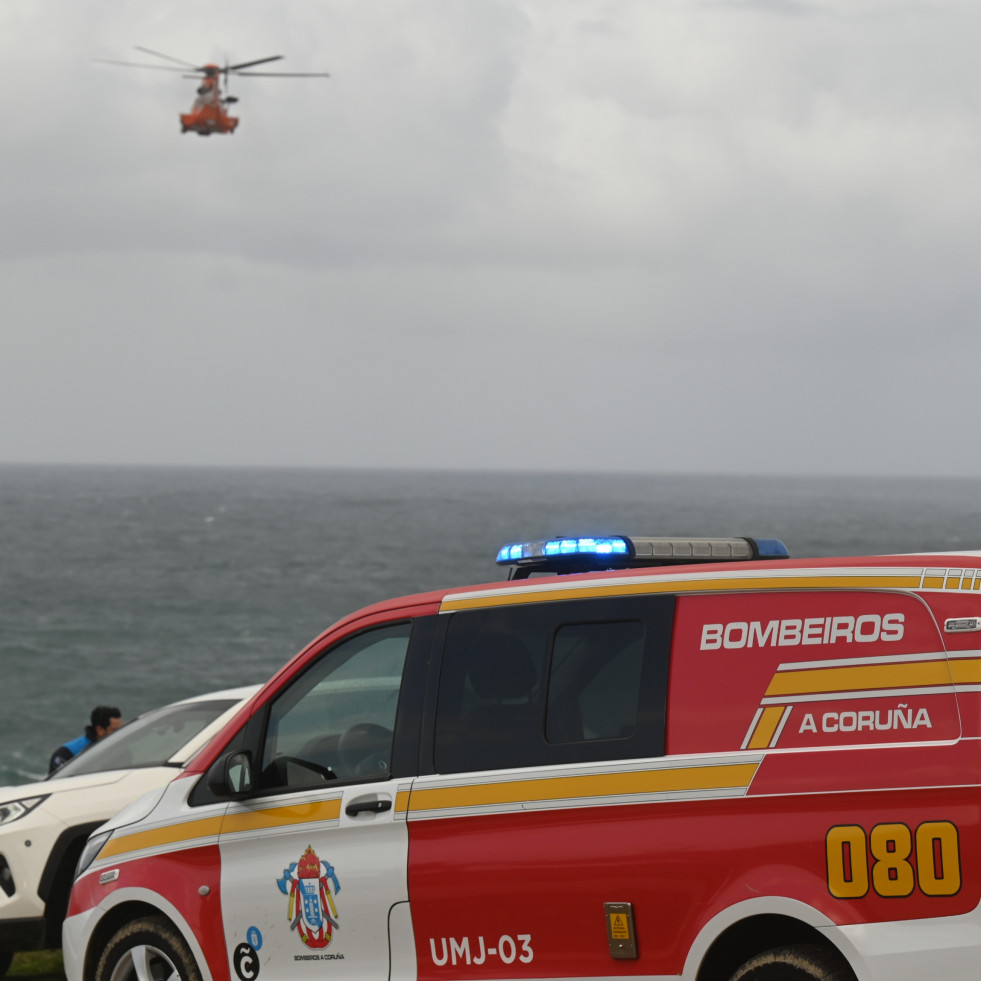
<box><xmin>231</xmin><ymin>70</ymin><xmax>331</xmax><ymax>77</ymax></box>
<box><xmin>133</xmin><ymin>46</ymin><xmax>202</xmax><ymax>69</ymax></box>
<box><xmin>225</xmin><ymin>55</ymin><xmax>284</xmax><ymax>72</ymax></box>
<box><xmin>96</xmin><ymin>48</ymin><xmax>328</xmax><ymax>79</ymax></box>
<box><xmin>94</xmin><ymin>58</ymin><xmax>193</xmax><ymax>73</ymax></box>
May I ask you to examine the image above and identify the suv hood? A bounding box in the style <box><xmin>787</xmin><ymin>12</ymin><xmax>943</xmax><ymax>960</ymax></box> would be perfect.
<box><xmin>0</xmin><ymin>768</ymin><xmax>139</xmax><ymax>801</ymax></box>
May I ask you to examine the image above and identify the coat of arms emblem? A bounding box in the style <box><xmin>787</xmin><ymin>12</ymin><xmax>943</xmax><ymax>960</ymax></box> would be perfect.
<box><xmin>276</xmin><ymin>845</ymin><xmax>341</xmax><ymax>949</ymax></box>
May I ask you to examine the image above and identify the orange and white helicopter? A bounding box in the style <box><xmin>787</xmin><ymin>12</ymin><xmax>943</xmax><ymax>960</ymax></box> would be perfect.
<box><xmin>97</xmin><ymin>46</ymin><xmax>329</xmax><ymax>135</ymax></box>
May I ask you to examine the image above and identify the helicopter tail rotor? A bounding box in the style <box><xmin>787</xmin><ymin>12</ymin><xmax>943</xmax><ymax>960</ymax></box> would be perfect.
<box><xmin>219</xmin><ymin>54</ymin><xmax>240</xmax><ymax>107</ymax></box>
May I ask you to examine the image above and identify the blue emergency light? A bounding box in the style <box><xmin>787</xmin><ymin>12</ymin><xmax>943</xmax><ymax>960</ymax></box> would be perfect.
<box><xmin>496</xmin><ymin>535</ymin><xmax>789</xmax><ymax>578</ymax></box>
<box><xmin>497</xmin><ymin>537</ymin><xmax>631</xmax><ymax>564</ymax></box>
<box><xmin>751</xmin><ymin>539</ymin><xmax>791</xmax><ymax>559</ymax></box>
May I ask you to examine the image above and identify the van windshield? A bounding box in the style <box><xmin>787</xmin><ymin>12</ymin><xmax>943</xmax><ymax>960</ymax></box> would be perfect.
<box><xmin>48</xmin><ymin>699</ymin><xmax>238</xmax><ymax>779</ymax></box>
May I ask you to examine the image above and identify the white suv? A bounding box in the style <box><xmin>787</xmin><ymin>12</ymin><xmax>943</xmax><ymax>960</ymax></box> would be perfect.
<box><xmin>0</xmin><ymin>685</ymin><xmax>257</xmax><ymax>976</ymax></box>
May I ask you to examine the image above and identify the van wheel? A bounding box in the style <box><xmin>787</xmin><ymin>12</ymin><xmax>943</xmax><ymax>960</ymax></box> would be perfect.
<box><xmin>729</xmin><ymin>944</ymin><xmax>853</xmax><ymax>981</ymax></box>
<box><xmin>94</xmin><ymin>916</ymin><xmax>202</xmax><ymax>981</ymax></box>
<box><xmin>0</xmin><ymin>951</ymin><xmax>13</xmax><ymax>978</ymax></box>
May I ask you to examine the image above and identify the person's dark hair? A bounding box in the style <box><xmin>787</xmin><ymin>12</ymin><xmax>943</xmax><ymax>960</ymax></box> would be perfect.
<box><xmin>90</xmin><ymin>705</ymin><xmax>122</xmax><ymax>729</ymax></box>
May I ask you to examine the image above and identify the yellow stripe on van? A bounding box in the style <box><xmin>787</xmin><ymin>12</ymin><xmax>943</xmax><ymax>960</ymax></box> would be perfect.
<box><xmin>100</xmin><ymin>799</ymin><xmax>344</xmax><ymax>861</ymax></box>
<box><xmin>100</xmin><ymin>816</ymin><xmax>225</xmax><ymax>859</ymax></box>
<box><xmin>408</xmin><ymin>762</ymin><xmax>759</xmax><ymax>814</ymax></box>
<box><xmin>440</xmin><ymin>571</ymin><xmax>926</xmax><ymax>613</ymax></box>
<box><xmin>746</xmin><ymin>706</ymin><xmax>787</xmax><ymax>749</ymax></box>
<box><xmin>220</xmin><ymin>798</ymin><xmax>342</xmax><ymax>834</ymax></box>
<box><xmin>765</xmin><ymin>660</ymin><xmax>952</xmax><ymax>698</ymax></box>
<box><xmin>950</xmin><ymin>658</ymin><xmax>981</xmax><ymax>685</ymax></box>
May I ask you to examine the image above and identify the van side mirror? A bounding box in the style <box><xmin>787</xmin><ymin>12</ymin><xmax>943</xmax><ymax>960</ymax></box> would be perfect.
<box><xmin>207</xmin><ymin>751</ymin><xmax>255</xmax><ymax>799</ymax></box>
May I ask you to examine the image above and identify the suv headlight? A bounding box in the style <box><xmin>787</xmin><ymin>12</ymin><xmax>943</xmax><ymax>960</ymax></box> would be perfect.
<box><xmin>75</xmin><ymin>830</ymin><xmax>112</xmax><ymax>880</ymax></box>
<box><xmin>0</xmin><ymin>796</ymin><xmax>48</xmax><ymax>826</ymax></box>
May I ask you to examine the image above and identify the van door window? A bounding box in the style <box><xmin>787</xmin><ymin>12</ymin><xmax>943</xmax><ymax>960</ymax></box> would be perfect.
<box><xmin>258</xmin><ymin>622</ymin><xmax>411</xmax><ymax>790</ymax></box>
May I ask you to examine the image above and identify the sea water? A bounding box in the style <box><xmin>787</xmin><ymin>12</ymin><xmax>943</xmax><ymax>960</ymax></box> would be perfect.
<box><xmin>3</xmin><ymin>464</ymin><xmax>980</xmax><ymax>785</ymax></box>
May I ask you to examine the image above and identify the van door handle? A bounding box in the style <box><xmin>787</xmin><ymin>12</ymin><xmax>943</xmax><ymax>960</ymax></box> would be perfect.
<box><xmin>346</xmin><ymin>798</ymin><xmax>392</xmax><ymax>816</ymax></box>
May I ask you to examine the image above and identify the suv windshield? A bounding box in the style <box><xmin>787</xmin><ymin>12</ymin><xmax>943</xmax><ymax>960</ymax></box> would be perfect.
<box><xmin>48</xmin><ymin>698</ymin><xmax>238</xmax><ymax>779</ymax></box>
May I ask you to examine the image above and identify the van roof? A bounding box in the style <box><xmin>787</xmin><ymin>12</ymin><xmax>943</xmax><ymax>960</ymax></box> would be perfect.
<box><xmin>323</xmin><ymin>547</ymin><xmax>981</xmax><ymax>631</ymax></box>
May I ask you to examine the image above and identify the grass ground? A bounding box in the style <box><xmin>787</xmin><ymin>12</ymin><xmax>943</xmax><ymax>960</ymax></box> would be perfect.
<box><xmin>8</xmin><ymin>951</ymin><xmax>65</xmax><ymax>979</ymax></box>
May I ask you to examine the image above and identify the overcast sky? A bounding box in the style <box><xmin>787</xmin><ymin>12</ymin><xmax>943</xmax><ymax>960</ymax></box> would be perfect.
<box><xmin>2</xmin><ymin>0</ymin><xmax>979</xmax><ymax>476</ymax></box>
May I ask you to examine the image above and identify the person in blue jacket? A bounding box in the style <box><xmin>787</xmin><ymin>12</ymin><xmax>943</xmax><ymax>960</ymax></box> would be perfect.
<box><xmin>49</xmin><ymin>705</ymin><xmax>123</xmax><ymax>773</ymax></box>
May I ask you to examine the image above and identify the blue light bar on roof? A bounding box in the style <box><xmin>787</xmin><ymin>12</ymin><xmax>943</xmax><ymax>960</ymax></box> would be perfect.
<box><xmin>495</xmin><ymin>534</ymin><xmax>790</xmax><ymax>576</ymax></box>
<box><xmin>496</xmin><ymin>536</ymin><xmax>630</xmax><ymax>565</ymax></box>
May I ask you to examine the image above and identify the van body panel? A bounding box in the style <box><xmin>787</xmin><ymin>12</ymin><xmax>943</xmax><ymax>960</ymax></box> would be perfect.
<box><xmin>667</xmin><ymin>590</ymin><xmax>954</xmax><ymax>755</ymax></box>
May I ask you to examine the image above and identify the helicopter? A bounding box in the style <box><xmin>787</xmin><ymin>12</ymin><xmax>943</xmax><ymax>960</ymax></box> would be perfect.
<box><xmin>97</xmin><ymin>46</ymin><xmax>330</xmax><ymax>135</ymax></box>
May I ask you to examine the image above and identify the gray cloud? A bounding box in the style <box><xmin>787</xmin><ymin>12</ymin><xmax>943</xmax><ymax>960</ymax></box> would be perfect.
<box><xmin>2</xmin><ymin>0</ymin><xmax>980</xmax><ymax>475</ymax></box>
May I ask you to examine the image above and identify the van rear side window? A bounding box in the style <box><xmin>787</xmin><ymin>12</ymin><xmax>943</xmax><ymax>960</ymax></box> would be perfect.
<box><xmin>434</xmin><ymin>597</ymin><xmax>673</xmax><ymax>774</ymax></box>
<box><xmin>546</xmin><ymin>620</ymin><xmax>645</xmax><ymax>744</ymax></box>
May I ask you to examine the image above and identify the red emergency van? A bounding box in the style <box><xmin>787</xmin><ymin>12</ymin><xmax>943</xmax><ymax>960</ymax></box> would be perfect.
<box><xmin>64</xmin><ymin>536</ymin><xmax>981</xmax><ymax>981</ymax></box>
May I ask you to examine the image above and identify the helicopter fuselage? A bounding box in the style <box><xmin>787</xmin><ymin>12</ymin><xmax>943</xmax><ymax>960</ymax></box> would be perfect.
<box><xmin>180</xmin><ymin>70</ymin><xmax>238</xmax><ymax>135</ymax></box>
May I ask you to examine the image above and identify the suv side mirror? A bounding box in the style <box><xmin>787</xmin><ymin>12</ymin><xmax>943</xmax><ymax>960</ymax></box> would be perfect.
<box><xmin>207</xmin><ymin>751</ymin><xmax>255</xmax><ymax>799</ymax></box>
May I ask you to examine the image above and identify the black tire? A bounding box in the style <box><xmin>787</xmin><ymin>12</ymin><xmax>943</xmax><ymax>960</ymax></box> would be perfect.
<box><xmin>730</xmin><ymin>944</ymin><xmax>853</xmax><ymax>981</ymax></box>
<box><xmin>0</xmin><ymin>951</ymin><xmax>13</xmax><ymax>979</ymax></box>
<box><xmin>94</xmin><ymin>916</ymin><xmax>202</xmax><ymax>981</ymax></box>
